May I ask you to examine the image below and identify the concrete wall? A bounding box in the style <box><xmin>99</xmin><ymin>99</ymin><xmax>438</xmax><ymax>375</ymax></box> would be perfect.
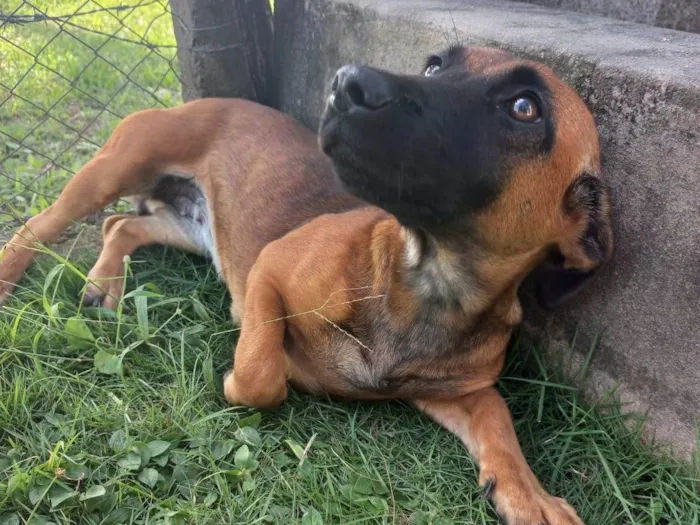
<box><xmin>515</xmin><ymin>0</ymin><xmax>700</xmax><ymax>34</ymax></box>
<box><xmin>275</xmin><ymin>0</ymin><xmax>700</xmax><ymax>459</ymax></box>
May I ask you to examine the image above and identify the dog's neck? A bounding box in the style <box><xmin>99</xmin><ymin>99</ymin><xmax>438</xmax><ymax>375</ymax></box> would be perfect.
<box><xmin>398</xmin><ymin>226</ymin><xmax>528</xmax><ymax>326</ymax></box>
<box><xmin>401</xmin><ymin>227</ymin><xmax>481</xmax><ymax>309</ymax></box>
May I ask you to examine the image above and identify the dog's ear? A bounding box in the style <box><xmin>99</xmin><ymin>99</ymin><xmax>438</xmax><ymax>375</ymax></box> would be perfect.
<box><xmin>534</xmin><ymin>172</ymin><xmax>613</xmax><ymax>309</ymax></box>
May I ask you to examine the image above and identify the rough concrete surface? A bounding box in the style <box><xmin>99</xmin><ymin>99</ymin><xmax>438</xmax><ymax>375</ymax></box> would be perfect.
<box><xmin>517</xmin><ymin>0</ymin><xmax>700</xmax><ymax>34</ymax></box>
<box><xmin>276</xmin><ymin>0</ymin><xmax>700</xmax><ymax>459</ymax></box>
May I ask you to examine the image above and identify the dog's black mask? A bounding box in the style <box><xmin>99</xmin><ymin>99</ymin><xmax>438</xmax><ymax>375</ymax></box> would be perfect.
<box><xmin>319</xmin><ymin>45</ymin><xmax>555</xmax><ymax>229</ymax></box>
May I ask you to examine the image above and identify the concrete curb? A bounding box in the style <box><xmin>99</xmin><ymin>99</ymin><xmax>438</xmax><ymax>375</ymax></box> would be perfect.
<box><xmin>515</xmin><ymin>0</ymin><xmax>700</xmax><ymax>34</ymax></box>
<box><xmin>276</xmin><ymin>0</ymin><xmax>700</xmax><ymax>459</ymax></box>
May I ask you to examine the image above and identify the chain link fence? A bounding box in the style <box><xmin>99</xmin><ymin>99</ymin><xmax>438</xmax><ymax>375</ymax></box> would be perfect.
<box><xmin>0</xmin><ymin>0</ymin><xmax>182</xmax><ymax>230</ymax></box>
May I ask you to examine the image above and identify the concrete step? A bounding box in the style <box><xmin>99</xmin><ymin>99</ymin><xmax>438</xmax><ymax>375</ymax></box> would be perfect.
<box><xmin>515</xmin><ymin>0</ymin><xmax>700</xmax><ymax>34</ymax></box>
<box><xmin>275</xmin><ymin>0</ymin><xmax>700</xmax><ymax>459</ymax></box>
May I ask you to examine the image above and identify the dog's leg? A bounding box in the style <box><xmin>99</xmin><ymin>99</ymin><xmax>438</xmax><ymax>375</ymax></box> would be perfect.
<box><xmin>223</xmin><ymin>275</ymin><xmax>289</xmax><ymax>409</ymax></box>
<box><xmin>83</xmin><ymin>209</ymin><xmax>206</xmax><ymax>309</ymax></box>
<box><xmin>0</xmin><ymin>105</ymin><xmax>213</xmax><ymax>307</ymax></box>
<box><xmin>415</xmin><ymin>388</ymin><xmax>583</xmax><ymax>525</ymax></box>
<box><xmin>0</xmin><ymin>154</ymin><xmax>143</xmax><ymax>305</ymax></box>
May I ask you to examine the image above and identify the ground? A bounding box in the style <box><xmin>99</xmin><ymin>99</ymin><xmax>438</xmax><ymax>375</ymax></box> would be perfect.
<box><xmin>1</xmin><ymin>248</ymin><xmax>699</xmax><ymax>525</ymax></box>
<box><xmin>1</xmin><ymin>1</ymin><xmax>699</xmax><ymax>524</ymax></box>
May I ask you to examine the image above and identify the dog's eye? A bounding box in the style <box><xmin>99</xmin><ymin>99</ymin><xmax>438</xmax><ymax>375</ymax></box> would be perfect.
<box><xmin>508</xmin><ymin>96</ymin><xmax>541</xmax><ymax>122</ymax></box>
<box><xmin>424</xmin><ymin>56</ymin><xmax>442</xmax><ymax>76</ymax></box>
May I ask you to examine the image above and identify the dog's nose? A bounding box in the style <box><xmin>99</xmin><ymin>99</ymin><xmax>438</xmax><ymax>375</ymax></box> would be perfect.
<box><xmin>330</xmin><ymin>65</ymin><xmax>392</xmax><ymax>112</ymax></box>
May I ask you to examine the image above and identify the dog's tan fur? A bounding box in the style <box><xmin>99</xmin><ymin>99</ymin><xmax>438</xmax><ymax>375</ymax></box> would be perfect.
<box><xmin>0</xmin><ymin>48</ymin><xmax>612</xmax><ymax>524</ymax></box>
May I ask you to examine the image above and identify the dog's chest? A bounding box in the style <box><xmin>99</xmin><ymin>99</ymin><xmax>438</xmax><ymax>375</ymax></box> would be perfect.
<box><xmin>316</xmin><ymin>309</ymin><xmax>483</xmax><ymax>398</ymax></box>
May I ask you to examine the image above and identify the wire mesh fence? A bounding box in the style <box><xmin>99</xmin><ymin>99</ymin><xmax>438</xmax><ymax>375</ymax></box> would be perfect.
<box><xmin>0</xmin><ymin>0</ymin><xmax>182</xmax><ymax>228</ymax></box>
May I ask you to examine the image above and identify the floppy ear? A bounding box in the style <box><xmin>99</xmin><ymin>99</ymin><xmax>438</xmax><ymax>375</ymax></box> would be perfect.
<box><xmin>534</xmin><ymin>172</ymin><xmax>613</xmax><ymax>309</ymax></box>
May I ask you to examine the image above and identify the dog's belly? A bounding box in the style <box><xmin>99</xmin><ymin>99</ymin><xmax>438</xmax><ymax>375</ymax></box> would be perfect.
<box><xmin>132</xmin><ymin>175</ymin><xmax>221</xmax><ymax>273</ymax></box>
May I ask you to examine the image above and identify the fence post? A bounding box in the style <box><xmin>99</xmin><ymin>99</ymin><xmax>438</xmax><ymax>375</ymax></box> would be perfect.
<box><xmin>169</xmin><ymin>0</ymin><xmax>274</xmax><ymax>105</ymax></box>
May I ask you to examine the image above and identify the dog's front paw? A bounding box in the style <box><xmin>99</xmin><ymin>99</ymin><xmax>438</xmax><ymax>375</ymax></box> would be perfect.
<box><xmin>223</xmin><ymin>369</ymin><xmax>238</xmax><ymax>405</ymax></box>
<box><xmin>222</xmin><ymin>369</ymin><xmax>287</xmax><ymax>409</ymax></box>
<box><xmin>481</xmin><ymin>470</ymin><xmax>583</xmax><ymax>525</ymax></box>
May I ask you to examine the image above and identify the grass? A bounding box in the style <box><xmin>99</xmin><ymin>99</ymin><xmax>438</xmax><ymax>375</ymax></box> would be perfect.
<box><xmin>1</xmin><ymin>1</ymin><xmax>700</xmax><ymax>524</ymax></box>
<box><xmin>1</xmin><ymin>248</ymin><xmax>699</xmax><ymax>525</ymax></box>
<box><xmin>0</xmin><ymin>0</ymin><xmax>180</xmax><ymax>218</ymax></box>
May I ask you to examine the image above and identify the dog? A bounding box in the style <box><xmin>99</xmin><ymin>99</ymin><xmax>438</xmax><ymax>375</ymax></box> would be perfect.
<box><xmin>0</xmin><ymin>45</ymin><xmax>612</xmax><ymax>524</ymax></box>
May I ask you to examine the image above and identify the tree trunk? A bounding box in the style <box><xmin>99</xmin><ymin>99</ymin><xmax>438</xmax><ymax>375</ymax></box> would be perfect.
<box><xmin>170</xmin><ymin>0</ymin><xmax>275</xmax><ymax>105</ymax></box>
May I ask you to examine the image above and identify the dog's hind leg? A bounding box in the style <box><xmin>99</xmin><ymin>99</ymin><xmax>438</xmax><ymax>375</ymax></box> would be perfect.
<box><xmin>0</xmin><ymin>103</ymin><xmax>215</xmax><ymax>306</ymax></box>
<box><xmin>83</xmin><ymin>207</ymin><xmax>208</xmax><ymax>309</ymax></box>
<box><xmin>0</xmin><ymin>155</ymin><xmax>151</xmax><ymax>305</ymax></box>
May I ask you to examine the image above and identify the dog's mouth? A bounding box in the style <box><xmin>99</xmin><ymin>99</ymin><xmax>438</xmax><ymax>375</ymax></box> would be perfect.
<box><xmin>317</xmin><ymin>65</ymin><xmax>462</xmax><ymax>227</ymax></box>
<box><xmin>318</xmin><ymin>96</ymin><xmax>390</xmax><ymax>191</ymax></box>
<box><xmin>317</xmin><ymin>62</ymin><xmax>515</xmax><ymax>228</ymax></box>
<box><xmin>318</xmin><ymin>102</ymin><xmax>380</xmax><ymax>188</ymax></box>
<box><xmin>319</xmin><ymin>64</ymin><xmax>400</xmax><ymax>157</ymax></box>
<box><xmin>318</xmin><ymin>100</ymin><xmax>342</xmax><ymax>155</ymax></box>
<box><xmin>319</xmin><ymin>98</ymin><xmax>453</xmax><ymax>228</ymax></box>
<box><xmin>319</xmin><ymin>98</ymin><xmax>392</xmax><ymax>160</ymax></box>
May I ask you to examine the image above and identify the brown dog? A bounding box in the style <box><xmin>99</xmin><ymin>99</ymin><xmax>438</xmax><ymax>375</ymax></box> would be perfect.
<box><xmin>0</xmin><ymin>45</ymin><xmax>611</xmax><ymax>524</ymax></box>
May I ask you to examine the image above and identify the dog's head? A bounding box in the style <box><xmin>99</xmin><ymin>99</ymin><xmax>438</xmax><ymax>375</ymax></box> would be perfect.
<box><xmin>319</xmin><ymin>45</ymin><xmax>612</xmax><ymax>308</ymax></box>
